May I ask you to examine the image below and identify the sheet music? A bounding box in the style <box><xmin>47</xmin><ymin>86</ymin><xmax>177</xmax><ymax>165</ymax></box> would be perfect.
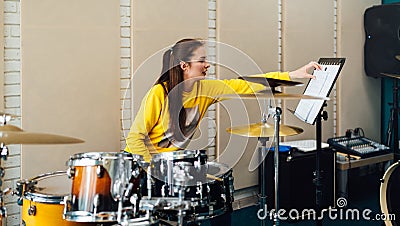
<box><xmin>294</xmin><ymin>59</ymin><xmax>344</xmax><ymax>124</ymax></box>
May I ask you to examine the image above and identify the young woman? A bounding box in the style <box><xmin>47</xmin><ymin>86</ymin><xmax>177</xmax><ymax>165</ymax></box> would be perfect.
<box><xmin>125</xmin><ymin>38</ymin><xmax>321</xmax><ymax>162</ymax></box>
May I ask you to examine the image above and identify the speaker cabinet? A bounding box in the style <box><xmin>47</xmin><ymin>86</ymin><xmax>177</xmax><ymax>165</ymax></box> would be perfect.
<box><xmin>364</xmin><ymin>4</ymin><xmax>400</xmax><ymax>78</ymax></box>
<box><xmin>261</xmin><ymin>148</ymin><xmax>335</xmax><ymax>219</ymax></box>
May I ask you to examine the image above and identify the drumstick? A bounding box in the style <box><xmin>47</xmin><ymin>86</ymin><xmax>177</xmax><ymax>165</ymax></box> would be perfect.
<box><xmin>206</xmin><ymin>174</ymin><xmax>223</xmax><ymax>182</ymax></box>
<box><xmin>337</xmin><ymin>152</ymin><xmax>361</xmax><ymax>160</ymax></box>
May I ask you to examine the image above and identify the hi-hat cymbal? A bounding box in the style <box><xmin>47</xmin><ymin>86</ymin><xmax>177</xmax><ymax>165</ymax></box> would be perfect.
<box><xmin>0</xmin><ymin>125</ymin><xmax>84</xmax><ymax>145</ymax></box>
<box><xmin>227</xmin><ymin>122</ymin><xmax>303</xmax><ymax>137</ymax></box>
<box><xmin>218</xmin><ymin>90</ymin><xmax>329</xmax><ymax>100</ymax></box>
<box><xmin>240</xmin><ymin>76</ymin><xmax>303</xmax><ymax>88</ymax></box>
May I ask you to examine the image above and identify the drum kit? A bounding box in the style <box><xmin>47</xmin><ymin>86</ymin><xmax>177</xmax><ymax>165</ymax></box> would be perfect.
<box><xmin>0</xmin><ymin>115</ymin><xmax>234</xmax><ymax>225</ymax></box>
<box><xmin>0</xmin><ymin>77</ymin><xmax>334</xmax><ymax>226</ymax></box>
<box><xmin>15</xmin><ymin>150</ymin><xmax>234</xmax><ymax>225</ymax></box>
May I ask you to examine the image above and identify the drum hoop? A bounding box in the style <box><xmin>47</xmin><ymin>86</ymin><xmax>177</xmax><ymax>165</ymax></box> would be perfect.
<box><xmin>152</xmin><ymin>150</ymin><xmax>207</xmax><ymax>161</ymax></box>
<box><xmin>380</xmin><ymin>161</ymin><xmax>399</xmax><ymax>226</ymax></box>
<box><xmin>24</xmin><ymin>171</ymin><xmax>68</xmax><ymax>204</ymax></box>
<box><xmin>24</xmin><ymin>192</ymin><xmax>66</xmax><ymax>204</ymax></box>
<box><xmin>68</xmin><ymin>152</ymin><xmax>143</xmax><ymax>166</ymax></box>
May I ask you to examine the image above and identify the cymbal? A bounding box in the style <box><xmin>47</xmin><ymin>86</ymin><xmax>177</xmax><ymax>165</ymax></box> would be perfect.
<box><xmin>227</xmin><ymin>122</ymin><xmax>303</xmax><ymax>137</ymax></box>
<box><xmin>218</xmin><ymin>90</ymin><xmax>329</xmax><ymax>100</ymax></box>
<box><xmin>0</xmin><ymin>125</ymin><xmax>84</xmax><ymax>145</ymax></box>
<box><xmin>240</xmin><ymin>76</ymin><xmax>303</xmax><ymax>88</ymax></box>
<box><xmin>396</xmin><ymin>55</ymin><xmax>400</xmax><ymax>61</ymax></box>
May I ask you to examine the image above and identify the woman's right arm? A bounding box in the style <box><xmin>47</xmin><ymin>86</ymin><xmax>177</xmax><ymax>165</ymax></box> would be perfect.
<box><xmin>124</xmin><ymin>85</ymin><xmax>164</xmax><ymax>162</ymax></box>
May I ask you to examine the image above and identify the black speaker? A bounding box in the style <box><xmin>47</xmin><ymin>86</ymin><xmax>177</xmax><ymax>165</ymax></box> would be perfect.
<box><xmin>261</xmin><ymin>148</ymin><xmax>335</xmax><ymax>220</ymax></box>
<box><xmin>364</xmin><ymin>4</ymin><xmax>400</xmax><ymax>78</ymax></box>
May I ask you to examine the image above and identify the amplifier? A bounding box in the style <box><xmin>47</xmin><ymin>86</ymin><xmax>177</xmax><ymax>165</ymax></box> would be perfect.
<box><xmin>261</xmin><ymin>148</ymin><xmax>335</xmax><ymax>220</ymax></box>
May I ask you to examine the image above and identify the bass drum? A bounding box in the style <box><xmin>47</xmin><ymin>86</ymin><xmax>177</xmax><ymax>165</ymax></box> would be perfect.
<box><xmin>18</xmin><ymin>171</ymin><xmax>86</xmax><ymax>226</ymax></box>
<box><xmin>380</xmin><ymin>161</ymin><xmax>400</xmax><ymax>226</ymax></box>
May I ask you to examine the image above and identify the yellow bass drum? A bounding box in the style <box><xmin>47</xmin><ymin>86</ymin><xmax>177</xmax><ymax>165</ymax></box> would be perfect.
<box><xmin>20</xmin><ymin>171</ymin><xmax>87</xmax><ymax>226</ymax></box>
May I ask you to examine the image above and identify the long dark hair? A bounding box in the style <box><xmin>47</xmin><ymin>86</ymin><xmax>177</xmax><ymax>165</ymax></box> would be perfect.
<box><xmin>156</xmin><ymin>38</ymin><xmax>204</xmax><ymax>142</ymax></box>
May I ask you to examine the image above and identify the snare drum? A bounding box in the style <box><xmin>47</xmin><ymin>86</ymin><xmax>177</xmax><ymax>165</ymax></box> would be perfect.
<box><xmin>18</xmin><ymin>171</ymin><xmax>85</xmax><ymax>226</ymax></box>
<box><xmin>64</xmin><ymin>152</ymin><xmax>143</xmax><ymax>223</ymax></box>
<box><xmin>380</xmin><ymin>161</ymin><xmax>400</xmax><ymax>226</ymax></box>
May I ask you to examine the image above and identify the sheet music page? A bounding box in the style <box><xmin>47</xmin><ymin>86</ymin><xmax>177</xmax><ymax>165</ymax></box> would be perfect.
<box><xmin>294</xmin><ymin>64</ymin><xmax>341</xmax><ymax>124</ymax></box>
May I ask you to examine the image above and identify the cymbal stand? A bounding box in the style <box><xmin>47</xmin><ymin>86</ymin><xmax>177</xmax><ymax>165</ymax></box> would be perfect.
<box><xmin>258</xmin><ymin>105</ymin><xmax>282</xmax><ymax>226</ymax></box>
<box><xmin>0</xmin><ymin>115</ymin><xmax>16</xmax><ymax>226</ymax></box>
<box><xmin>272</xmin><ymin>107</ymin><xmax>281</xmax><ymax>226</ymax></box>
<box><xmin>0</xmin><ymin>143</ymin><xmax>9</xmax><ymax>226</ymax></box>
<box><xmin>258</xmin><ymin>136</ymin><xmax>269</xmax><ymax>226</ymax></box>
<box><xmin>385</xmin><ymin>78</ymin><xmax>399</xmax><ymax>160</ymax></box>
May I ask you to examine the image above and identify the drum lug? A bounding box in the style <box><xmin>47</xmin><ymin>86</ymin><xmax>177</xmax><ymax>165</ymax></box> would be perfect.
<box><xmin>161</xmin><ymin>184</ymin><xmax>167</xmax><ymax>197</ymax></box>
<box><xmin>93</xmin><ymin>194</ymin><xmax>100</xmax><ymax>215</ymax></box>
<box><xmin>196</xmin><ymin>182</ymin><xmax>203</xmax><ymax>200</ymax></box>
<box><xmin>132</xmin><ymin>165</ymin><xmax>140</xmax><ymax>179</ymax></box>
<box><xmin>380</xmin><ymin>178</ymin><xmax>384</xmax><ymax>183</ymax></box>
<box><xmin>63</xmin><ymin>195</ymin><xmax>71</xmax><ymax>216</ymax></box>
<box><xmin>28</xmin><ymin>205</ymin><xmax>36</xmax><ymax>216</ymax></box>
<box><xmin>209</xmin><ymin>205</ymin><xmax>214</xmax><ymax>216</ymax></box>
<box><xmin>221</xmin><ymin>194</ymin><xmax>226</xmax><ymax>202</ymax></box>
<box><xmin>67</xmin><ymin>167</ymin><xmax>75</xmax><ymax>179</ymax></box>
<box><xmin>17</xmin><ymin>197</ymin><xmax>23</xmax><ymax>206</ymax></box>
<box><xmin>96</xmin><ymin>166</ymin><xmax>104</xmax><ymax>178</ymax></box>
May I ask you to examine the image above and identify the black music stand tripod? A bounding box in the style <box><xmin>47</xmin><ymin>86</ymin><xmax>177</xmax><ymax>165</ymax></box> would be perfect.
<box><xmin>314</xmin><ymin>103</ymin><xmax>328</xmax><ymax>226</ymax></box>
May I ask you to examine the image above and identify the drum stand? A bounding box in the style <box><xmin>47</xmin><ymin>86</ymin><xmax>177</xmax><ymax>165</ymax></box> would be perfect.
<box><xmin>139</xmin><ymin>165</ymin><xmax>193</xmax><ymax>226</ymax></box>
<box><xmin>0</xmin><ymin>115</ymin><xmax>11</xmax><ymax>226</ymax></box>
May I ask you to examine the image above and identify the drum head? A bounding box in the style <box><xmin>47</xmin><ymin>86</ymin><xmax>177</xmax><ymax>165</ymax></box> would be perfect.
<box><xmin>69</xmin><ymin>152</ymin><xmax>143</xmax><ymax>166</ymax></box>
<box><xmin>24</xmin><ymin>172</ymin><xmax>71</xmax><ymax>204</ymax></box>
<box><xmin>207</xmin><ymin>162</ymin><xmax>230</xmax><ymax>181</ymax></box>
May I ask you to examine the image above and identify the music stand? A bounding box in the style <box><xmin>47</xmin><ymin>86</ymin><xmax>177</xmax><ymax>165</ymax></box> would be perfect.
<box><xmin>293</xmin><ymin>58</ymin><xmax>345</xmax><ymax>225</ymax></box>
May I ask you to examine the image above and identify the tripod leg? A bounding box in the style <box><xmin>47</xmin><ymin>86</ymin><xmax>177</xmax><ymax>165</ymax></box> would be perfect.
<box><xmin>386</xmin><ymin>105</ymin><xmax>394</xmax><ymax>147</ymax></box>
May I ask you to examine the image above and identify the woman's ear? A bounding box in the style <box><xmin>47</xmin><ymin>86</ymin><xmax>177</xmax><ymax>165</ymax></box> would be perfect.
<box><xmin>180</xmin><ymin>61</ymin><xmax>188</xmax><ymax>71</ymax></box>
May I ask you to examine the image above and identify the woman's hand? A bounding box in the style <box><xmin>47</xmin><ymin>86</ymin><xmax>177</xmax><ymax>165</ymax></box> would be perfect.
<box><xmin>289</xmin><ymin>61</ymin><xmax>322</xmax><ymax>80</ymax></box>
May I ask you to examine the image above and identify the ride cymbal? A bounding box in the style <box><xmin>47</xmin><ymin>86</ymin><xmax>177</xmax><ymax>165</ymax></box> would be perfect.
<box><xmin>240</xmin><ymin>76</ymin><xmax>303</xmax><ymax>88</ymax></box>
<box><xmin>218</xmin><ymin>90</ymin><xmax>329</xmax><ymax>100</ymax></box>
<box><xmin>227</xmin><ymin>122</ymin><xmax>303</xmax><ymax>138</ymax></box>
<box><xmin>0</xmin><ymin>125</ymin><xmax>84</xmax><ymax>145</ymax></box>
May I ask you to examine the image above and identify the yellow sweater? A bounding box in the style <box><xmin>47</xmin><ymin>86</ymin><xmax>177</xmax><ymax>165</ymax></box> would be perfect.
<box><xmin>125</xmin><ymin>72</ymin><xmax>290</xmax><ymax>162</ymax></box>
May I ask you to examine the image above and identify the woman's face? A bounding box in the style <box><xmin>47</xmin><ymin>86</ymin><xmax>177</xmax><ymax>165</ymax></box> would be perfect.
<box><xmin>183</xmin><ymin>46</ymin><xmax>210</xmax><ymax>81</ymax></box>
